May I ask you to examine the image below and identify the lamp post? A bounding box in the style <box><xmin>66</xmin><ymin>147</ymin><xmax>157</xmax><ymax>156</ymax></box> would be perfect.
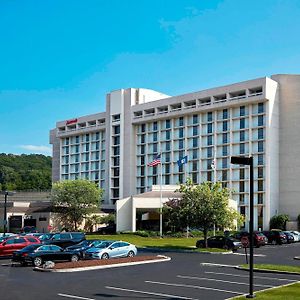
<box><xmin>231</xmin><ymin>156</ymin><xmax>255</xmax><ymax>299</ymax></box>
<box><xmin>1</xmin><ymin>191</ymin><xmax>15</xmax><ymax>235</ymax></box>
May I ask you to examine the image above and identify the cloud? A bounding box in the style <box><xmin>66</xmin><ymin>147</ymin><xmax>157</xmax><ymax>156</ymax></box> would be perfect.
<box><xmin>19</xmin><ymin>145</ymin><xmax>52</xmax><ymax>155</ymax></box>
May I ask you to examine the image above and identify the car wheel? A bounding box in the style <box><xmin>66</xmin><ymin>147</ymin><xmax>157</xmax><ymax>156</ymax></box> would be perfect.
<box><xmin>33</xmin><ymin>257</ymin><xmax>43</xmax><ymax>267</ymax></box>
<box><xmin>101</xmin><ymin>253</ymin><xmax>109</xmax><ymax>260</ymax></box>
<box><xmin>127</xmin><ymin>250</ymin><xmax>135</xmax><ymax>258</ymax></box>
<box><xmin>70</xmin><ymin>254</ymin><xmax>79</xmax><ymax>262</ymax></box>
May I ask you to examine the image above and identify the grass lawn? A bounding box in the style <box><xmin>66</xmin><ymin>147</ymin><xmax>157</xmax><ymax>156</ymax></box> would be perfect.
<box><xmin>232</xmin><ymin>282</ymin><xmax>300</xmax><ymax>299</ymax></box>
<box><xmin>86</xmin><ymin>234</ymin><xmax>229</xmax><ymax>252</ymax></box>
<box><xmin>241</xmin><ymin>264</ymin><xmax>300</xmax><ymax>273</ymax></box>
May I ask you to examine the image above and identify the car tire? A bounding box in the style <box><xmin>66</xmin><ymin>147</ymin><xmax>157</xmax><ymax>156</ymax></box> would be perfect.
<box><xmin>101</xmin><ymin>253</ymin><xmax>109</xmax><ymax>260</ymax></box>
<box><xmin>127</xmin><ymin>250</ymin><xmax>135</xmax><ymax>258</ymax></box>
<box><xmin>70</xmin><ymin>254</ymin><xmax>79</xmax><ymax>262</ymax></box>
<box><xmin>33</xmin><ymin>257</ymin><xmax>43</xmax><ymax>267</ymax></box>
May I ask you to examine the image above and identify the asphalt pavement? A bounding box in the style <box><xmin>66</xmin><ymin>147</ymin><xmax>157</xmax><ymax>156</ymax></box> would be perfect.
<box><xmin>0</xmin><ymin>242</ymin><xmax>299</xmax><ymax>300</ymax></box>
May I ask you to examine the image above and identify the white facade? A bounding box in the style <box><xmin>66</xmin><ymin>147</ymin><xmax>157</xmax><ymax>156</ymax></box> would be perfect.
<box><xmin>50</xmin><ymin>74</ymin><xmax>300</xmax><ymax>230</ymax></box>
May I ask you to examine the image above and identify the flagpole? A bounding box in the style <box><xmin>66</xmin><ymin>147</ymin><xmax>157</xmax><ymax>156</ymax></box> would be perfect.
<box><xmin>213</xmin><ymin>146</ymin><xmax>217</xmax><ymax>236</ymax></box>
<box><xmin>160</xmin><ymin>159</ymin><xmax>163</xmax><ymax>238</ymax></box>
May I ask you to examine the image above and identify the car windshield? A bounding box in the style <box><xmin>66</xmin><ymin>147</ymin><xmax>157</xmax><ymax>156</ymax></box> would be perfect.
<box><xmin>95</xmin><ymin>241</ymin><xmax>113</xmax><ymax>248</ymax></box>
<box><xmin>22</xmin><ymin>245</ymin><xmax>40</xmax><ymax>251</ymax></box>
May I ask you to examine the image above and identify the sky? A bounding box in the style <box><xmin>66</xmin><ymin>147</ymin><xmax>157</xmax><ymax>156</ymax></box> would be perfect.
<box><xmin>1</xmin><ymin>0</ymin><xmax>300</xmax><ymax>156</ymax></box>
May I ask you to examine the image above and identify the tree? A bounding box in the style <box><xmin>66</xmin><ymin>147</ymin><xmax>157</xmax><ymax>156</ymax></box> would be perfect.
<box><xmin>51</xmin><ymin>180</ymin><xmax>103</xmax><ymax>231</ymax></box>
<box><xmin>269</xmin><ymin>214</ymin><xmax>289</xmax><ymax>230</ymax></box>
<box><xmin>164</xmin><ymin>179</ymin><xmax>242</xmax><ymax>247</ymax></box>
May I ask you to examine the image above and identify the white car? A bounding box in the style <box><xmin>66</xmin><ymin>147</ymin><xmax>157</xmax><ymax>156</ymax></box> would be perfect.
<box><xmin>291</xmin><ymin>231</ymin><xmax>300</xmax><ymax>242</ymax></box>
<box><xmin>84</xmin><ymin>240</ymin><xmax>137</xmax><ymax>260</ymax></box>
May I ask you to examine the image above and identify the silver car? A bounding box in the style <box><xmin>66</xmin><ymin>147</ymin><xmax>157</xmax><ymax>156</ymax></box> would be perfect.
<box><xmin>84</xmin><ymin>240</ymin><xmax>137</xmax><ymax>260</ymax></box>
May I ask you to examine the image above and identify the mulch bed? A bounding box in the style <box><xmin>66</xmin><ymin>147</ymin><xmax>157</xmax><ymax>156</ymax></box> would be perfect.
<box><xmin>54</xmin><ymin>255</ymin><xmax>164</xmax><ymax>269</ymax></box>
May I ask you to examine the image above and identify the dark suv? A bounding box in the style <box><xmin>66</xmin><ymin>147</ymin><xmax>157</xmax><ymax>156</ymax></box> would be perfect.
<box><xmin>262</xmin><ymin>230</ymin><xmax>287</xmax><ymax>245</ymax></box>
<box><xmin>44</xmin><ymin>232</ymin><xmax>85</xmax><ymax>248</ymax></box>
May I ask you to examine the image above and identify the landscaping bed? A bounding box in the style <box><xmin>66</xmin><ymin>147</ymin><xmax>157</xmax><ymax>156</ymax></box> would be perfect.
<box><xmin>53</xmin><ymin>255</ymin><xmax>165</xmax><ymax>270</ymax></box>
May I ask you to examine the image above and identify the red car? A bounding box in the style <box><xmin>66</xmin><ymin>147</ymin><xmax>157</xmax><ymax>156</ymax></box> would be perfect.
<box><xmin>0</xmin><ymin>236</ymin><xmax>41</xmax><ymax>257</ymax></box>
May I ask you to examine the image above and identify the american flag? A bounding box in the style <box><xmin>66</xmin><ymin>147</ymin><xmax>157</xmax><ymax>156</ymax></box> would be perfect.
<box><xmin>147</xmin><ymin>153</ymin><xmax>161</xmax><ymax>167</ymax></box>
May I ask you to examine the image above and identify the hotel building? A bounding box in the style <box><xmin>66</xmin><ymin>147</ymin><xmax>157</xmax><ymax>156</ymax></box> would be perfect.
<box><xmin>50</xmin><ymin>74</ymin><xmax>300</xmax><ymax>230</ymax></box>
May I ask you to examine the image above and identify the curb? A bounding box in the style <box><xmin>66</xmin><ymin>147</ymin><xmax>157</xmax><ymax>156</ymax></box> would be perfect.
<box><xmin>138</xmin><ymin>247</ymin><xmax>232</xmax><ymax>255</ymax></box>
<box><xmin>33</xmin><ymin>255</ymin><xmax>171</xmax><ymax>273</ymax></box>
<box><xmin>235</xmin><ymin>266</ymin><xmax>300</xmax><ymax>276</ymax></box>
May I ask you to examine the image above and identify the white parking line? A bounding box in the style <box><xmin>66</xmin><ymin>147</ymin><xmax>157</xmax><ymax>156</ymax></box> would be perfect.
<box><xmin>177</xmin><ymin>275</ymin><xmax>275</xmax><ymax>288</ymax></box>
<box><xmin>105</xmin><ymin>286</ymin><xmax>199</xmax><ymax>300</ymax></box>
<box><xmin>58</xmin><ymin>294</ymin><xmax>95</xmax><ymax>300</ymax></box>
<box><xmin>231</xmin><ymin>253</ymin><xmax>266</xmax><ymax>257</ymax></box>
<box><xmin>145</xmin><ymin>280</ymin><xmax>244</xmax><ymax>295</ymax></box>
<box><xmin>204</xmin><ymin>271</ymin><xmax>298</xmax><ymax>282</ymax></box>
<box><xmin>201</xmin><ymin>262</ymin><xmax>238</xmax><ymax>268</ymax></box>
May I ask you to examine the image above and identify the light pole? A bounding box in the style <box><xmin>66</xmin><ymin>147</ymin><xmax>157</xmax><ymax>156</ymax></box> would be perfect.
<box><xmin>1</xmin><ymin>191</ymin><xmax>15</xmax><ymax>235</ymax></box>
<box><xmin>231</xmin><ymin>156</ymin><xmax>255</xmax><ymax>299</ymax></box>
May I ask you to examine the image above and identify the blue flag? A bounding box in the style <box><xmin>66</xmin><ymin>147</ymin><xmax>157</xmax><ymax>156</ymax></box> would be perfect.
<box><xmin>177</xmin><ymin>155</ymin><xmax>188</xmax><ymax>167</ymax></box>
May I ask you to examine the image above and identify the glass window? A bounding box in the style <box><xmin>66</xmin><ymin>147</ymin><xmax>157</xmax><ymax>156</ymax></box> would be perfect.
<box><xmin>192</xmin><ymin>161</ymin><xmax>198</xmax><ymax>171</ymax></box>
<box><xmin>141</xmin><ymin>124</ymin><xmax>146</xmax><ymax>132</ymax></box>
<box><xmin>239</xmin><ymin>181</ymin><xmax>245</xmax><ymax>192</ymax></box>
<box><xmin>152</xmin><ymin>122</ymin><xmax>158</xmax><ymax>131</ymax></box>
<box><xmin>222</xmin><ymin>157</ymin><xmax>227</xmax><ymax>168</ymax></box>
<box><xmin>14</xmin><ymin>238</ymin><xmax>26</xmax><ymax>244</ymax></box>
<box><xmin>153</xmin><ymin>132</ymin><xmax>157</xmax><ymax>142</ymax></box>
<box><xmin>165</xmin><ymin>175</ymin><xmax>170</xmax><ymax>184</ymax></box>
<box><xmin>240</xmin><ymin>143</ymin><xmax>245</xmax><ymax>154</ymax></box>
<box><xmin>207</xmin><ymin>147</ymin><xmax>213</xmax><ymax>158</ymax></box>
<box><xmin>166</xmin><ymin>141</ymin><xmax>171</xmax><ymax>151</ymax></box>
<box><xmin>240</xmin><ymin>118</ymin><xmax>245</xmax><ymax>129</ymax></box>
<box><xmin>193</xmin><ymin>126</ymin><xmax>198</xmax><ymax>136</ymax></box>
<box><xmin>223</xmin><ymin>109</ymin><xmax>228</xmax><ymax>119</ymax></box>
<box><xmin>240</xmin><ymin>131</ymin><xmax>245</xmax><ymax>142</ymax></box>
<box><xmin>193</xmin><ymin>115</ymin><xmax>198</xmax><ymax>124</ymax></box>
<box><xmin>165</xmin><ymin>164</ymin><xmax>170</xmax><ymax>174</ymax></box>
<box><xmin>257</xmin><ymin>193</ymin><xmax>263</xmax><ymax>204</ymax></box>
<box><xmin>258</xmin><ymin>128</ymin><xmax>264</xmax><ymax>139</ymax></box>
<box><xmin>207</xmin><ymin>112</ymin><xmax>212</xmax><ymax>122</ymax></box>
<box><xmin>165</xmin><ymin>152</ymin><xmax>170</xmax><ymax>162</ymax></box>
<box><xmin>166</xmin><ymin>130</ymin><xmax>171</xmax><ymax>140</ymax></box>
<box><xmin>258</xmin><ymin>180</ymin><xmax>264</xmax><ymax>191</ymax></box>
<box><xmin>222</xmin><ymin>133</ymin><xmax>228</xmax><ymax>144</ymax></box>
<box><xmin>240</xmin><ymin>106</ymin><xmax>245</xmax><ymax>116</ymax></box>
<box><xmin>258</xmin><ymin>103</ymin><xmax>264</xmax><ymax>113</ymax></box>
<box><xmin>240</xmin><ymin>168</ymin><xmax>245</xmax><ymax>179</ymax></box>
<box><xmin>222</xmin><ymin>170</ymin><xmax>227</xmax><ymax>181</ymax></box>
<box><xmin>179</xmin><ymin>128</ymin><xmax>184</xmax><ymax>138</ymax></box>
<box><xmin>222</xmin><ymin>145</ymin><xmax>228</xmax><ymax>156</ymax></box>
<box><xmin>258</xmin><ymin>167</ymin><xmax>263</xmax><ymax>178</ymax></box>
<box><xmin>207</xmin><ymin>123</ymin><xmax>213</xmax><ymax>134</ymax></box>
<box><xmin>192</xmin><ymin>149</ymin><xmax>198</xmax><ymax>159</ymax></box>
<box><xmin>153</xmin><ymin>143</ymin><xmax>158</xmax><ymax>153</ymax></box>
<box><xmin>207</xmin><ymin>159</ymin><xmax>213</xmax><ymax>170</ymax></box>
<box><xmin>113</xmin><ymin>125</ymin><xmax>120</xmax><ymax>135</ymax></box>
<box><xmin>166</xmin><ymin>119</ymin><xmax>171</xmax><ymax>129</ymax></box>
<box><xmin>192</xmin><ymin>137</ymin><xmax>198</xmax><ymax>148</ymax></box>
<box><xmin>75</xmin><ymin>136</ymin><xmax>80</xmax><ymax>143</ymax></box>
<box><xmin>207</xmin><ymin>171</ymin><xmax>212</xmax><ymax>181</ymax></box>
<box><xmin>192</xmin><ymin>173</ymin><xmax>198</xmax><ymax>183</ymax></box>
<box><xmin>207</xmin><ymin>135</ymin><xmax>213</xmax><ymax>146</ymax></box>
<box><xmin>179</xmin><ymin>117</ymin><xmax>184</xmax><ymax>127</ymax></box>
<box><xmin>258</xmin><ymin>141</ymin><xmax>264</xmax><ymax>152</ymax></box>
<box><xmin>179</xmin><ymin>140</ymin><xmax>184</xmax><ymax>149</ymax></box>
<box><xmin>258</xmin><ymin>115</ymin><xmax>264</xmax><ymax>126</ymax></box>
<box><xmin>258</xmin><ymin>154</ymin><xmax>264</xmax><ymax>165</ymax></box>
<box><xmin>223</xmin><ymin>121</ymin><xmax>228</xmax><ymax>132</ymax></box>
<box><xmin>239</xmin><ymin>194</ymin><xmax>245</xmax><ymax>204</ymax></box>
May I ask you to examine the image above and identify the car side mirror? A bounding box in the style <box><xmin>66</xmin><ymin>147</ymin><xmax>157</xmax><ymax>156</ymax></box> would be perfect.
<box><xmin>109</xmin><ymin>247</ymin><xmax>113</xmax><ymax>250</ymax></box>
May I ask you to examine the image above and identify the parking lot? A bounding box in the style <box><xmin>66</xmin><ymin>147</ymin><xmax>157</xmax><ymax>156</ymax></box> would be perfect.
<box><xmin>0</xmin><ymin>242</ymin><xmax>299</xmax><ymax>300</ymax></box>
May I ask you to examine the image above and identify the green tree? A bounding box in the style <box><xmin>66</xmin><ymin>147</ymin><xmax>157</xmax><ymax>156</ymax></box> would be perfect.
<box><xmin>164</xmin><ymin>179</ymin><xmax>242</xmax><ymax>247</ymax></box>
<box><xmin>51</xmin><ymin>180</ymin><xmax>103</xmax><ymax>231</ymax></box>
<box><xmin>269</xmin><ymin>214</ymin><xmax>289</xmax><ymax>230</ymax></box>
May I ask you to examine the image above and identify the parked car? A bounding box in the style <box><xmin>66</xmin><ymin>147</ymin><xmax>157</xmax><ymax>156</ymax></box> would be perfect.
<box><xmin>44</xmin><ymin>232</ymin><xmax>86</xmax><ymax>248</ymax></box>
<box><xmin>291</xmin><ymin>231</ymin><xmax>300</xmax><ymax>242</ymax></box>
<box><xmin>0</xmin><ymin>236</ymin><xmax>40</xmax><ymax>257</ymax></box>
<box><xmin>12</xmin><ymin>244</ymin><xmax>81</xmax><ymax>267</ymax></box>
<box><xmin>65</xmin><ymin>240</ymin><xmax>103</xmax><ymax>257</ymax></box>
<box><xmin>84</xmin><ymin>240</ymin><xmax>137</xmax><ymax>259</ymax></box>
<box><xmin>196</xmin><ymin>236</ymin><xmax>242</xmax><ymax>251</ymax></box>
<box><xmin>283</xmin><ymin>231</ymin><xmax>295</xmax><ymax>243</ymax></box>
<box><xmin>21</xmin><ymin>226</ymin><xmax>38</xmax><ymax>234</ymax></box>
<box><xmin>262</xmin><ymin>230</ymin><xmax>287</xmax><ymax>245</ymax></box>
<box><xmin>97</xmin><ymin>224</ymin><xmax>116</xmax><ymax>235</ymax></box>
<box><xmin>38</xmin><ymin>233</ymin><xmax>56</xmax><ymax>242</ymax></box>
<box><xmin>230</xmin><ymin>231</ymin><xmax>267</xmax><ymax>248</ymax></box>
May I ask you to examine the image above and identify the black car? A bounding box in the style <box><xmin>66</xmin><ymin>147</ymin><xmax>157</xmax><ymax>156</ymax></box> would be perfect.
<box><xmin>12</xmin><ymin>244</ymin><xmax>81</xmax><ymax>267</ymax></box>
<box><xmin>44</xmin><ymin>232</ymin><xmax>86</xmax><ymax>248</ymax></box>
<box><xmin>196</xmin><ymin>236</ymin><xmax>242</xmax><ymax>251</ymax></box>
<box><xmin>65</xmin><ymin>240</ymin><xmax>103</xmax><ymax>257</ymax></box>
<box><xmin>97</xmin><ymin>224</ymin><xmax>116</xmax><ymax>235</ymax></box>
<box><xmin>262</xmin><ymin>230</ymin><xmax>287</xmax><ymax>245</ymax></box>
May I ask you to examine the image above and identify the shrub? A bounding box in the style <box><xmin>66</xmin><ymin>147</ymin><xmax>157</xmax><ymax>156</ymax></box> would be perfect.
<box><xmin>269</xmin><ymin>214</ymin><xmax>289</xmax><ymax>230</ymax></box>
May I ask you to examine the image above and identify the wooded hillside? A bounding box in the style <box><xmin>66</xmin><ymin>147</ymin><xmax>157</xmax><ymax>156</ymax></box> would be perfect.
<box><xmin>0</xmin><ymin>154</ymin><xmax>52</xmax><ymax>191</ymax></box>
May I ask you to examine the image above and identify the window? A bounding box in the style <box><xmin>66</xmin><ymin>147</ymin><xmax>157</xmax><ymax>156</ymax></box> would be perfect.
<box><xmin>113</xmin><ymin>136</ymin><xmax>120</xmax><ymax>145</ymax></box>
<box><xmin>258</xmin><ymin>103</ymin><xmax>264</xmax><ymax>113</ymax></box>
<box><xmin>113</xmin><ymin>125</ymin><xmax>120</xmax><ymax>135</ymax></box>
<box><xmin>166</xmin><ymin>130</ymin><xmax>171</xmax><ymax>140</ymax></box>
<box><xmin>179</xmin><ymin>128</ymin><xmax>184</xmax><ymax>138</ymax></box>
<box><xmin>85</xmin><ymin>143</ymin><xmax>89</xmax><ymax>152</ymax></box>
<box><xmin>165</xmin><ymin>152</ymin><xmax>170</xmax><ymax>162</ymax></box>
<box><xmin>166</xmin><ymin>141</ymin><xmax>171</xmax><ymax>151</ymax></box>
<box><xmin>240</xmin><ymin>118</ymin><xmax>245</xmax><ymax>129</ymax></box>
<box><xmin>239</xmin><ymin>181</ymin><xmax>245</xmax><ymax>192</ymax></box>
<box><xmin>165</xmin><ymin>164</ymin><xmax>170</xmax><ymax>174</ymax></box>
<box><xmin>222</xmin><ymin>170</ymin><xmax>227</xmax><ymax>181</ymax></box>
<box><xmin>222</xmin><ymin>158</ymin><xmax>227</xmax><ymax>169</ymax></box>
<box><xmin>153</xmin><ymin>132</ymin><xmax>157</xmax><ymax>142</ymax></box>
<box><xmin>258</xmin><ymin>128</ymin><xmax>264</xmax><ymax>140</ymax></box>
<box><xmin>258</xmin><ymin>180</ymin><xmax>264</xmax><ymax>191</ymax></box>
<box><xmin>192</xmin><ymin>173</ymin><xmax>198</xmax><ymax>183</ymax></box>
<box><xmin>141</xmin><ymin>134</ymin><xmax>145</xmax><ymax>144</ymax></box>
<box><xmin>153</xmin><ymin>143</ymin><xmax>158</xmax><ymax>153</ymax></box>
<box><xmin>153</xmin><ymin>122</ymin><xmax>158</xmax><ymax>131</ymax></box>
<box><xmin>141</xmin><ymin>124</ymin><xmax>146</xmax><ymax>132</ymax></box>
<box><xmin>223</xmin><ymin>121</ymin><xmax>228</xmax><ymax>132</ymax></box>
<box><xmin>192</xmin><ymin>149</ymin><xmax>198</xmax><ymax>159</ymax></box>
<box><xmin>192</xmin><ymin>161</ymin><xmax>198</xmax><ymax>171</ymax></box>
<box><xmin>223</xmin><ymin>109</ymin><xmax>228</xmax><ymax>119</ymax></box>
<box><xmin>257</xmin><ymin>193</ymin><xmax>264</xmax><ymax>204</ymax></box>
<box><xmin>240</xmin><ymin>168</ymin><xmax>245</xmax><ymax>179</ymax></box>
<box><xmin>240</xmin><ymin>131</ymin><xmax>245</xmax><ymax>142</ymax></box>
<box><xmin>207</xmin><ymin>147</ymin><xmax>213</xmax><ymax>158</ymax></box>
<box><xmin>258</xmin><ymin>154</ymin><xmax>264</xmax><ymax>165</ymax></box>
<box><xmin>192</xmin><ymin>137</ymin><xmax>198</xmax><ymax>148</ymax></box>
<box><xmin>258</xmin><ymin>167</ymin><xmax>263</xmax><ymax>178</ymax></box>
<box><xmin>207</xmin><ymin>123</ymin><xmax>213</xmax><ymax>134</ymax></box>
<box><xmin>165</xmin><ymin>175</ymin><xmax>170</xmax><ymax>184</ymax></box>
<box><xmin>193</xmin><ymin>115</ymin><xmax>198</xmax><ymax>124</ymax></box>
<box><xmin>207</xmin><ymin>159</ymin><xmax>213</xmax><ymax>170</ymax></box>
<box><xmin>222</xmin><ymin>133</ymin><xmax>228</xmax><ymax>144</ymax></box>
<box><xmin>258</xmin><ymin>141</ymin><xmax>264</xmax><ymax>152</ymax></box>
<box><xmin>207</xmin><ymin>135</ymin><xmax>213</xmax><ymax>146</ymax></box>
<box><xmin>15</xmin><ymin>238</ymin><xmax>26</xmax><ymax>244</ymax></box>
<box><xmin>85</xmin><ymin>134</ymin><xmax>90</xmax><ymax>142</ymax></box>
<box><xmin>240</xmin><ymin>106</ymin><xmax>245</xmax><ymax>117</ymax></box>
<box><xmin>258</xmin><ymin>115</ymin><xmax>264</xmax><ymax>126</ymax></box>
<box><xmin>179</xmin><ymin>117</ymin><xmax>184</xmax><ymax>127</ymax></box>
<box><xmin>207</xmin><ymin>171</ymin><xmax>212</xmax><ymax>181</ymax></box>
<box><xmin>140</xmin><ymin>145</ymin><xmax>145</xmax><ymax>155</ymax></box>
<box><xmin>239</xmin><ymin>194</ymin><xmax>245</xmax><ymax>204</ymax></box>
<box><xmin>240</xmin><ymin>143</ymin><xmax>245</xmax><ymax>154</ymax></box>
<box><xmin>207</xmin><ymin>112</ymin><xmax>212</xmax><ymax>122</ymax></box>
<box><xmin>166</xmin><ymin>119</ymin><xmax>171</xmax><ymax>129</ymax></box>
<box><xmin>76</xmin><ymin>136</ymin><xmax>80</xmax><ymax>143</ymax></box>
<box><xmin>179</xmin><ymin>140</ymin><xmax>184</xmax><ymax>149</ymax></box>
<box><xmin>222</xmin><ymin>145</ymin><xmax>228</xmax><ymax>156</ymax></box>
<box><xmin>193</xmin><ymin>126</ymin><xmax>198</xmax><ymax>136</ymax></box>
